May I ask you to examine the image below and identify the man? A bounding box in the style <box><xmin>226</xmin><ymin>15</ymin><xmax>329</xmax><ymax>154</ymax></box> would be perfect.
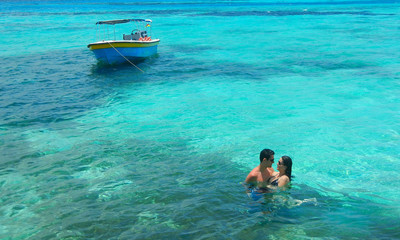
<box><xmin>245</xmin><ymin>149</ymin><xmax>275</xmax><ymax>187</ymax></box>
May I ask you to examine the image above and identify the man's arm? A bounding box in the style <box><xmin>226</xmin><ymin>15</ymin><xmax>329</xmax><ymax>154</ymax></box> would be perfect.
<box><xmin>245</xmin><ymin>172</ymin><xmax>257</xmax><ymax>184</ymax></box>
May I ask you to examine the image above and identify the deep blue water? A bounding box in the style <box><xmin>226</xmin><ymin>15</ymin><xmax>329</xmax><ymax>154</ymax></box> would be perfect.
<box><xmin>1</xmin><ymin>1</ymin><xmax>400</xmax><ymax>239</ymax></box>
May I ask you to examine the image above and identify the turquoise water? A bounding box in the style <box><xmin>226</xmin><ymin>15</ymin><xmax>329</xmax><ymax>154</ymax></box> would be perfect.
<box><xmin>1</xmin><ymin>0</ymin><xmax>400</xmax><ymax>239</ymax></box>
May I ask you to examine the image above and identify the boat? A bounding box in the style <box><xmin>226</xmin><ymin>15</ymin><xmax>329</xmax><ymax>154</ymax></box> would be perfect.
<box><xmin>87</xmin><ymin>19</ymin><xmax>160</xmax><ymax>65</ymax></box>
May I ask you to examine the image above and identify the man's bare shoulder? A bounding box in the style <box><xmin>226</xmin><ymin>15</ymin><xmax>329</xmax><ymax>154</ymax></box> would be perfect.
<box><xmin>245</xmin><ymin>166</ymin><xmax>260</xmax><ymax>183</ymax></box>
<box><xmin>249</xmin><ymin>166</ymin><xmax>260</xmax><ymax>175</ymax></box>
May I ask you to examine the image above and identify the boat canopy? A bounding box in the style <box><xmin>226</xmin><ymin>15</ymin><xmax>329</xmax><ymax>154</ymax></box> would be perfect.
<box><xmin>96</xmin><ymin>19</ymin><xmax>152</xmax><ymax>25</ymax></box>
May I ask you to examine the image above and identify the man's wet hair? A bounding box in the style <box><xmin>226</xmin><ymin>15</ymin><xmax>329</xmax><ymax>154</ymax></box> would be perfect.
<box><xmin>259</xmin><ymin>149</ymin><xmax>274</xmax><ymax>163</ymax></box>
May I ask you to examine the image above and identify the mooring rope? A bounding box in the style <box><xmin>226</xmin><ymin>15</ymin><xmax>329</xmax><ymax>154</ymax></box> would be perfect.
<box><xmin>107</xmin><ymin>42</ymin><xmax>144</xmax><ymax>73</ymax></box>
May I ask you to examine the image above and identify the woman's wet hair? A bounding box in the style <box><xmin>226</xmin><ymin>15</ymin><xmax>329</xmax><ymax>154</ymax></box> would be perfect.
<box><xmin>259</xmin><ymin>149</ymin><xmax>275</xmax><ymax>163</ymax></box>
<box><xmin>281</xmin><ymin>155</ymin><xmax>292</xmax><ymax>180</ymax></box>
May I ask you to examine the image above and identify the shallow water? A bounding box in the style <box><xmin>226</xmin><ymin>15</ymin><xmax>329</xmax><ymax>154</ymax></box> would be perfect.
<box><xmin>1</xmin><ymin>0</ymin><xmax>400</xmax><ymax>239</ymax></box>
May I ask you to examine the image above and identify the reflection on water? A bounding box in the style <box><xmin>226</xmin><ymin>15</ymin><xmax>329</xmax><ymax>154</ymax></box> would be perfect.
<box><xmin>245</xmin><ymin>184</ymin><xmax>318</xmax><ymax>217</ymax></box>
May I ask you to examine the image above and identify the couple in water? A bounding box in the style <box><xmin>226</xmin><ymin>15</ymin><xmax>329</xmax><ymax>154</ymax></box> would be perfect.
<box><xmin>245</xmin><ymin>149</ymin><xmax>292</xmax><ymax>191</ymax></box>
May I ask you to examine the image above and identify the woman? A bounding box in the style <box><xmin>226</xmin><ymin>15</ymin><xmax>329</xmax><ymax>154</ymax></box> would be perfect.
<box><xmin>269</xmin><ymin>156</ymin><xmax>292</xmax><ymax>187</ymax></box>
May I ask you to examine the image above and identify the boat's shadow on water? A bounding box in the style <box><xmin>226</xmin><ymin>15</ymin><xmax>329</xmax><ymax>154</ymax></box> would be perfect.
<box><xmin>90</xmin><ymin>54</ymin><xmax>160</xmax><ymax>77</ymax></box>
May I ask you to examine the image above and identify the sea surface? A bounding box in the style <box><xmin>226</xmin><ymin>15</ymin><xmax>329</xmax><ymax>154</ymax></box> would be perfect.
<box><xmin>1</xmin><ymin>0</ymin><xmax>400</xmax><ymax>239</ymax></box>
